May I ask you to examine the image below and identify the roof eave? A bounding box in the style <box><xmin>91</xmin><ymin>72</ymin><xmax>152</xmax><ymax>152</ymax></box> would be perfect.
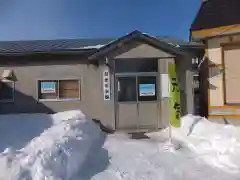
<box><xmin>0</xmin><ymin>49</ymin><xmax>95</xmax><ymax>56</ymax></box>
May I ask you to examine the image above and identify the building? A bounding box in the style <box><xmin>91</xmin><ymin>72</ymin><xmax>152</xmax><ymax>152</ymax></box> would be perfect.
<box><xmin>0</xmin><ymin>30</ymin><xmax>203</xmax><ymax>130</ymax></box>
<box><xmin>191</xmin><ymin>0</ymin><xmax>240</xmax><ymax>124</ymax></box>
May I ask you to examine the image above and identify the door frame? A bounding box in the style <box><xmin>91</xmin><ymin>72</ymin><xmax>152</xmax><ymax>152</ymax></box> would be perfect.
<box><xmin>114</xmin><ymin>72</ymin><xmax>160</xmax><ymax>130</ymax></box>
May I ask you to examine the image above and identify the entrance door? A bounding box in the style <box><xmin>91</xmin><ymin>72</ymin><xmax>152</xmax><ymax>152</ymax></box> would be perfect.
<box><xmin>115</xmin><ymin>75</ymin><xmax>159</xmax><ymax>130</ymax></box>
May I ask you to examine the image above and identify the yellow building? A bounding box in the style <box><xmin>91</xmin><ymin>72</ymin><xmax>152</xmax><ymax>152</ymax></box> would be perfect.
<box><xmin>191</xmin><ymin>0</ymin><xmax>240</xmax><ymax>124</ymax></box>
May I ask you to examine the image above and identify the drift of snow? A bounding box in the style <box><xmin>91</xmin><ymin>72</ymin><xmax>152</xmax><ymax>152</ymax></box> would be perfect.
<box><xmin>0</xmin><ymin>110</ymin><xmax>102</xmax><ymax>180</ymax></box>
<box><xmin>173</xmin><ymin>115</ymin><xmax>240</xmax><ymax>175</ymax></box>
<box><xmin>70</xmin><ymin>115</ymin><xmax>240</xmax><ymax>180</ymax></box>
<box><xmin>1</xmin><ymin>112</ymin><xmax>240</xmax><ymax>180</ymax></box>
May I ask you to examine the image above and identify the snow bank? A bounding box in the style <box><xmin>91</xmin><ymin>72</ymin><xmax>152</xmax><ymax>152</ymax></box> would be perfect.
<box><xmin>172</xmin><ymin>115</ymin><xmax>240</xmax><ymax>175</ymax></box>
<box><xmin>3</xmin><ymin>110</ymin><xmax>102</xmax><ymax>180</ymax></box>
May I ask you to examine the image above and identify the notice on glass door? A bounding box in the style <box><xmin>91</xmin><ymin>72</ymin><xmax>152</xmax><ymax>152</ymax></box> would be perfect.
<box><xmin>139</xmin><ymin>84</ymin><xmax>155</xmax><ymax>96</ymax></box>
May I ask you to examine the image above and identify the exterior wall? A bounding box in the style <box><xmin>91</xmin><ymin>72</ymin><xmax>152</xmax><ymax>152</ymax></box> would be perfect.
<box><xmin>207</xmin><ymin>34</ymin><xmax>240</xmax><ymax>106</ymax></box>
<box><xmin>0</xmin><ymin>42</ymin><xmax>196</xmax><ymax>130</ymax></box>
<box><xmin>199</xmin><ymin>50</ymin><xmax>209</xmax><ymax>117</ymax></box>
<box><xmin>176</xmin><ymin>56</ymin><xmax>195</xmax><ymax>115</ymax></box>
<box><xmin>112</xmin><ymin>43</ymin><xmax>175</xmax><ymax>129</ymax></box>
<box><xmin>0</xmin><ymin>56</ymin><xmax>115</xmax><ymax>129</ymax></box>
<box><xmin>115</xmin><ymin>43</ymin><xmax>173</xmax><ymax>59</ymax></box>
<box><xmin>223</xmin><ymin>45</ymin><xmax>240</xmax><ymax>104</ymax></box>
<box><xmin>159</xmin><ymin>56</ymin><xmax>194</xmax><ymax>127</ymax></box>
<box><xmin>191</xmin><ymin>25</ymin><xmax>240</xmax><ymax>41</ymax></box>
<box><xmin>158</xmin><ymin>58</ymin><xmax>173</xmax><ymax>128</ymax></box>
<box><xmin>207</xmin><ymin>33</ymin><xmax>240</xmax><ymax>119</ymax></box>
<box><xmin>112</xmin><ymin>42</ymin><xmax>194</xmax><ymax>128</ymax></box>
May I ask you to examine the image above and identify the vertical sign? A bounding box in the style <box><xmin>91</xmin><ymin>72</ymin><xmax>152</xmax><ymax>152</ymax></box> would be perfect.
<box><xmin>103</xmin><ymin>68</ymin><xmax>111</xmax><ymax>100</ymax></box>
<box><xmin>168</xmin><ymin>64</ymin><xmax>181</xmax><ymax>128</ymax></box>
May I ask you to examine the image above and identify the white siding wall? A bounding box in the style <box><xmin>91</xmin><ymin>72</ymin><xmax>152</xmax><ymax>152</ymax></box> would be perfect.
<box><xmin>208</xmin><ymin>34</ymin><xmax>240</xmax><ymax>106</ymax></box>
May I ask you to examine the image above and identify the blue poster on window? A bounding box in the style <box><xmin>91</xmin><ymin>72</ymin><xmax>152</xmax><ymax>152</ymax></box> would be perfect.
<box><xmin>139</xmin><ymin>84</ymin><xmax>155</xmax><ymax>96</ymax></box>
<box><xmin>41</xmin><ymin>81</ymin><xmax>56</xmax><ymax>93</ymax></box>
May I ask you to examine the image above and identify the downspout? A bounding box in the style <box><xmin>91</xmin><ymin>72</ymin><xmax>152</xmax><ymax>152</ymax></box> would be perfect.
<box><xmin>104</xmin><ymin>56</ymin><xmax>117</xmax><ymax>130</ymax></box>
<box><xmin>104</xmin><ymin>56</ymin><xmax>113</xmax><ymax>72</ymax></box>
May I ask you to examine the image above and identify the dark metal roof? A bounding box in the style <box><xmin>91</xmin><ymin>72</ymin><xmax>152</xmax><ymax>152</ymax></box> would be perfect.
<box><xmin>0</xmin><ymin>33</ymin><xmax>202</xmax><ymax>55</ymax></box>
<box><xmin>0</xmin><ymin>38</ymin><xmax>114</xmax><ymax>54</ymax></box>
<box><xmin>191</xmin><ymin>0</ymin><xmax>240</xmax><ymax>31</ymax></box>
<box><xmin>156</xmin><ymin>36</ymin><xmax>201</xmax><ymax>47</ymax></box>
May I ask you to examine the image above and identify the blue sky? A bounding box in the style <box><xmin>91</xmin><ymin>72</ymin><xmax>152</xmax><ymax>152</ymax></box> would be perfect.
<box><xmin>0</xmin><ymin>0</ymin><xmax>201</xmax><ymax>41</ymax></box>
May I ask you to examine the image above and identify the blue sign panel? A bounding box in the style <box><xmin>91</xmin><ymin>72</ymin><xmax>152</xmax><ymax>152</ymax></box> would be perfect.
<box><xmin>41</xmin><ymin>81</ymin><xmax>56</xmax><ymax>93</ymax></box>
<box><xmin>139</xmin><ymin>84</ymin><xmax>155</xmax><ymax>96</ymax></box>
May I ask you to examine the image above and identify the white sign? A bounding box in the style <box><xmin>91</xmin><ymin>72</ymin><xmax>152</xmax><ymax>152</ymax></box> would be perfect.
<box><xmin>41</xmin><ymin>81</ymin><xmax>56</xmax><ymax>94</ymax></box>
<box><xmin>139</xmin><ymin>84</ymin><xmax>156</xmax><ymax>96</ymax></box>
<box><xmin>161</xmin><ymin>74</ymin><xmax>170</xmax><ymax>98</ymax></box>
<box><xmin>103</xmin><ymin>69</ymin><xmax>110</xmax><ymax>100</ymax></box>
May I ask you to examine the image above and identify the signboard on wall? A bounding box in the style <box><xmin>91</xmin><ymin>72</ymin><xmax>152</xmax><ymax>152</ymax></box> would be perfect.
<box><xmin>139</xmin><ymin>84</ymin><xmax>155</xmax><ymax>96</ymax></box>
<box><xmin>161</xmin><ymin>74</ymin><xmax>170</xmax><ymax>98</ymax></box>
<box><xmin>41</xmin><ymin>81</ymin><xmax>56</xmax><ymax>93</ymax></box>
<box><xmin>103</xmin><ymin>69</ymin><xmax>111</xmax><ymax>100</ymax></box>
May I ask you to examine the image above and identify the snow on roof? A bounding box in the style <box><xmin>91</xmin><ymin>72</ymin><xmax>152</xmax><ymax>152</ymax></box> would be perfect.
<box><xmin>142</xmin><ymin>32</ymin><xmax>181</xmax><ymax>48</ymax></box>
<box><xmin>65</xmin><ymin>44</ymin><xmax>105</xmax><ymax>50</ymax></box>
<box><xmin>167</xmin><ymin>42</ymin><xmax>180</xmax><ymax>48</ymax></box>
<box><xmin>77</xmin><ymin>44</ymin><xmax>105</xmax><ymax>49</ymax></box>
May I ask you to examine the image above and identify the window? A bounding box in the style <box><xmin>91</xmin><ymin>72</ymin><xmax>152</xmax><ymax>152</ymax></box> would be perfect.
<box><xmin>117</xmin><ymin>76</ymin><xmax>157</xmax><ymax>102</ymax></box>
<box><xmin>0</xmin><ymin>80</ymin><xmax>14</xmax><ymax>102</ymax></box>
<box><xmin>117</xmin><ymin>77</ymin><xmax>137</xmax><ymax>102</ymax></box>
<box><xmin>38</xmin><ymin>79</ymin><xmax>80</xmax><ymax>100</ymax></box>
<box><xmin>193</xmin><ymin>74</ymin><xmax>199</xmax><ymax>89</ymax></box>
<box><xmin>223</xmin><ymin>45</ymin><xmax>240</xmax><ymax>104</ymax></box>
<box><xmin>115</xmin><ymin>59</ymin><xmax>158</xmax><ymax>73</ymax></box>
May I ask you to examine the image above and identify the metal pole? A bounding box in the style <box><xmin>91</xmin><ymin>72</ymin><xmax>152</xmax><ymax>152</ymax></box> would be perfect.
<box><xmin>168</xmin><ymin>92</ymin><xmax>173</xmax><ymax>146</ymax></box>
<box><xmin>168</xmin><ymin>98</ymin><xmax>172</xmax><ymax>145</ymax></box>
<box><xmin>168</xmin><ymin>121</ymin><xmax>172</xmax><ymax>145</ymax></box>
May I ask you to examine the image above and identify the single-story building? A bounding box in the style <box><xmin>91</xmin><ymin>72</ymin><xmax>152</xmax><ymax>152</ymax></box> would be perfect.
<box><xmin>191</xmin><ymin>0</ymin><xmax>240</xmax><ymax>125</ymax></box>
<box><xmin>0</xmin><ymin>30</ymin><xmax>203</xmax><ymax>130</ymax></box>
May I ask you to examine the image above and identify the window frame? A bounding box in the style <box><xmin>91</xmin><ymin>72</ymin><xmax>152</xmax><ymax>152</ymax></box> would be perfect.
<box><xmin>0</xmin><ymin>79</ymin><xmax>15</xmax><ymax>103</ymax></box>
<box><xmin>116</xmin><ymin>74</ymin><xmax>158</xmax><ymax>103</ymax></box>
<box><xmin>222</xmin><ymin>44</ymin><xmax>240</xmax><ymax>105</ymax></box>
<box><xmin>114</xmin><ymin>58</ymin><xmax>158</xmax><ymax>74</ymax></box>
<box><xmin>37</xmin><ymin>78</ymin><xmax>81</xmax><ymax>102</ymax></box>
<box><xmin>117</xmin><ymin>76</ymin><xmax>137</xmax><ymax>102</ymax></box>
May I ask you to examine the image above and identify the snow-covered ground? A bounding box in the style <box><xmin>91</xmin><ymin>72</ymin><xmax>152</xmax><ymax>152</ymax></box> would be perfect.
<box><xmin>72</xmin><ymin>115</ymin><xmax>240</xmax><ymax>180</ymax></box>
<box><xmin>0</xmin><ymin>111</ymin><xmax>240</xmax><ymax>180</ymax></box>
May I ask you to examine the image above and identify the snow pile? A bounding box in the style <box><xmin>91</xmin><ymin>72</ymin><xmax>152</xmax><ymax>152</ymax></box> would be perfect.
<box><xmin>2</xmin><ymin>110</ymin><xmax>102</xmax><ymax>180</ymax></box>
<box><xmin>173</xmin><ymin>115</ymin><xmax>240</xmax><ymax>175</ymax></box>
<box><xmin>1</xmin><ymin>112</ymin><xmax>240</xmax><ymax>180</ymax></box>
<box><xmin>70</xmin><ymin>115</ymin><xmax>240</xmax><ymax>180</ymax></box>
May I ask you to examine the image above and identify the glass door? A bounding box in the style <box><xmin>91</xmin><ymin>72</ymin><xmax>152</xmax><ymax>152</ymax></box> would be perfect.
<box><xmin>115</xmin><ymin>75</ymin><xmax>159</xmax><ymax>130</ymax></box>
<box><xmin>137</xmin><ymin>76</ymin><xmax>159</xmax><ymax>129</ymax></box>
<box><xmin>116</xmin><ymin>76</ymin><xmax>138</xmax><ymax>129</ymax></box>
